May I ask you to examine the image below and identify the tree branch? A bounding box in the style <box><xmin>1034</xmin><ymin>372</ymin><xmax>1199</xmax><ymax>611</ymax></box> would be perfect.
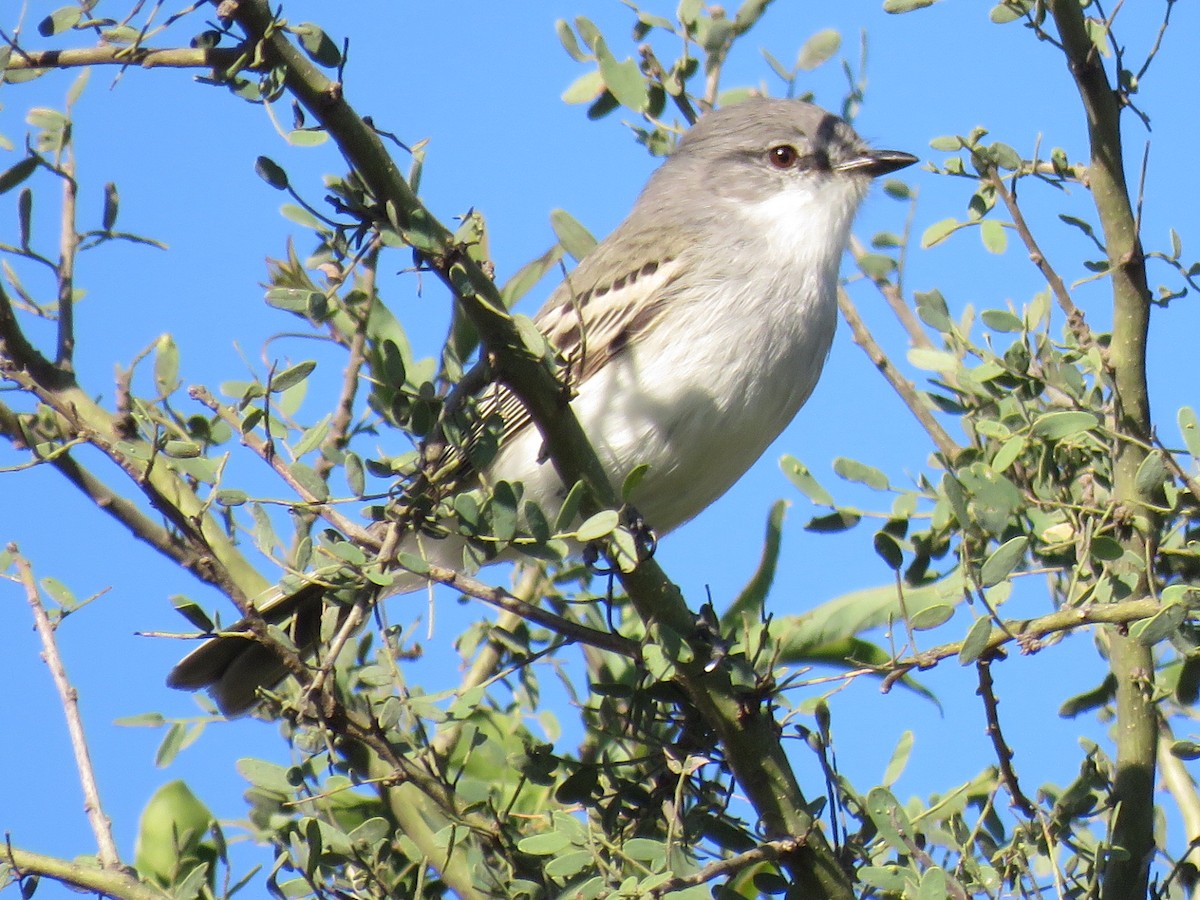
<box><xmin>1048</xmin><ymin>5</ymin><xmax>1159</xmax><ymax>897</ymax></box>
<box><xmin>837</xmin><ymin>287</ymin><xmax>961</xmax><ymax>462</ymax></box>
<box><xmin>3</xmin><ymin>845</ymin><xmax>157</xmax><ymax>900</ymax></box>
<box><xmin>11</xmin><ymin>546</ymin><xmax>122</xmax><ymax>870</ymax></box>
<box><xmin>881</xmin><ymin>597</ymin><xmax>1164</xmax><ymax>687</ymax></box>
<box><xmin>1</xmin><ymin>44</ymin><xmax>253</xmax><ymax>72</ymax></box>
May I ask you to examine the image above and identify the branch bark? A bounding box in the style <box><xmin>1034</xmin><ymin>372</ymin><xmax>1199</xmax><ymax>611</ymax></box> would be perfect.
<box><xmin>1048</xmin><ymin>4</ymin><xmax>1159</xmax><ymax>897</ymax></box>
<box><xmin>11</xmin><ymin>546</ymin><xmax>122</xmax><ymax>870</ymax></box>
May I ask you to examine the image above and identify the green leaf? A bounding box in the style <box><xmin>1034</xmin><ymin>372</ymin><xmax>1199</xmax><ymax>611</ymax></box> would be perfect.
<box><xmin>865</xmin><ymin>786</ymin><xmax>914</xmax><ymax>853</ymax></box>
<box><xmin>833</xmin><ymin>456</ymin><xmax>889</xmax><ymax>490</ymax></box>
<box><xmin>236</xmin><ymin>758</ymin><xmax>295</xmax><ymax>795</ymax></box>
<box><xmin>621</xmin><ymin>463</ymin><xmax>650</xmax><ymax>502</ymax></box>
<box><xmin>294</xmin><ymin>23</ymin><xmax>341</xmax><ymax>67</ymax></box>
<box><xmin>288</xmin><ymin>461</ymin><xmax>329</xmax><ymax>502</ymax></box>
<box><xmin>163</xmin><ymin>440</ymin><xmax>201</xmax><ymax>458</ymax></box>
<box><xmin>40</xmin><ymin>576</ymin><xmax>77</xmax><ymax>607</ymax></box>
<box><xmin>254</xmin><ymin>155</ymin><xmax>289</xmax><ymax>190</ymax></box>
<box><xmin>555</xmin><ymin>481</ymin><xmax>586</xmax><ymax>532</ymax></box>
<box><xmin>561</xmin><ymin>68</ymin><xmax>605</xmax><ymax>105</ymax></box>
<box><xmin>502</xmin><ymin>244</ymin><xmax>564</xmax><ymax>307</ymax></box>
<box><xmin>0</xmin><ymin>156</ymin><xmax>39</xmax><ymax>195</ymax></box>
<box><xmin>623</xmin><ymin>838</ymin><xmax>666</xmax><ymax>863</ymax></box>
<box><xmin>929</xmin><ymin>135</ymin><xmax>962</xmax><ymax>151</ymax></box>
<box><xmin>979</xmin><ymin>536</ymin><xmax>1027</xmax><ymax>587</ymax></box>
<box><xmin>881</xmin><ymin>730</ymin><xmax>914</xmax><ymax>786</ymax></box>
<box><xmin>593</xmin><ymin>35</ymin><xmax>648</xmax><ymax>111</ymax></box>
<box><xmin>780</xmin><ymin>568</ymin><xmax>967</xmax><ymax>656</ymax></box>
<box><xmin>980</xmin><ymin>309</ymin><xmax>1023</xmax><ymax>332</ymax></box>
<box><xmin>1131</xmin><ymin>602</ymin><xmax>1186</xmax><ymax>647</ymax></box>
<box><xmin>576</xmin><ymin>509</ymin><xmax>619</xmax><ymax>542</ymax></box>
<box><xmin>959</xmin><ymin>616</ymin><xmax>993</xmax><ymax>664</ymax></box>
<box><xmin>490</xmin><ymin>480</ymin><xmax>519</xmax><ymax>543</ymax></box>
<box><xmin>523</xmin><ymin>500</ymin><xmax>552</xmax><ymax>544</ymax></box>
<box><xmin>1173</xmin><ymin>741</ymin><xmax>1200</xmax><ymax>760</ymax></box>
<box><xmin>859</xmin><ymin>867</ymin><xmax>912</xmax><ymax>892</ymax></box>
<box><xmin>549</xmin><ymin>208</ymin><xmax>598</xmax><ymax>261</ymax></box>
<box><xmin>271</xmin><ymin>360</ymin><xmax>316</xmax><ymax>393</ymax></box>
<box><xmin>172</xmin><ymin>595</ymin><xmax>214</xmax><ymax>631</ymax></box>
<box><xmin>780</xmin><ymin>455</ymin><xmax>834</xmax><ymax>506</ymax></box>
<box><xmin>293</xmin><ymin>415</ymin><xmax>330</xmax><ymax>458</ymax></box>
<box><xmin>724</xmin><ymin>500</ymin><xmax>786</xmax><ymax>625</ymax></box>
<box><xmin>1030</xmin><ymin>410</ymin><xmax>1099</xmax><ymax>440</ymax></box>
<box><xmin>858</xmin><ymin>253</ymin><xmax>898</xmax><ymax>279</ymax></box>
<box><xmin>288</xmin><ymin>129</ymin><xmax>329</xmax><ymax>148</ymax></box>
<box><xmin>921</xmin><ymin>217</ymin><xmax>961</xmax><ymax>248</ymax></box>
<box><xmin>517</xmin><ymin>831</ymin><xmax>574</xmax><ymax>856</ymax></box>
<box><xmin>1179</xmin><ymin>407</ymin><xmax>1200</xmax><ymax>461</ymax></box>
<box><xmin>154</xmin><ymin>722</ymin><xmax>189</xmax><ymax>768</ymax></box>
<box><xmin>38</xmin><ymin>6</ymin><xmax>81</xmax><ymax>36</ymax></box>
<box><xmin>804</xmin><ymin>509</ymin><xmax>862</xmax><ymax>533</ymax></box>
<box><xmin>918</xmin><ymin>868</ymin><xmax>949</xmax><ymax>900</ymax></box>
<box><xmin>1088</xmin><ymin>535</ymin><xmax>1124</xmax><ymax>561</ymax></box>
<box><xmin>102</xmin><ymin>181</ymin><xmax>119</xmax><ymax>231</ymax></box>
<box><xmin>396</xmin><ymin>552</ymin><xmax>431</xmax><ymax>576</ymax></box>
<box><xmin>154</xmin><ymin>335</ymin><xmax>180</xmax><ymax>396</ymax></box>
<box><xmin>991</xmin><ymin>434</ymin><xmax>1027</xmax><ymax>471</ymax></box>
<box><xmin>796</xmin><ymin>28</ymin><xmax>841</xmax><ymax>70</ymax></box>
<box><xmin>907</xmin><ymin>347</ymin><xmax>960</xmax><ymax>373</ymax></box>
<box><xmin>344</xmin><ymin>451</ymin><xmax>365</xmax><ymax>497</ymax></box>
<box><xmin>329</xmin><ymin>541</ymin><xmax>366</xmax><ymax>566</ymax></box>
<box><xmin>1059</xmin><ymin>674</ymin><xmax>1117</xmax><ymax>718</ymax></box>
<box><xmin>909</xmin><ymin>604</ymin><xmax>954</xmax><ymax>630</ymax></box>
<box><xmin>979</xmin><ymin>219</ymin><xmax>1008</xmax><ymax>254</ymax></box>
<box><xmin>990</xmin><ymin>1</ymin><xmax>1032</xmax><ymax>23</ymax></box>
<box><xmin>1133</xmin><ymin>452</ymin><xmax>1170</xmax><ymax>501</ymax></box>
<box><xmin>914</xmin><ymin>289</ymin><xmax>952</xmax><ymax>332</ymax></box>
<box><xmin>545</xmin><ymin>850</ymin><xmax>593</xmax><ymax>879</ymax></box>
<box><xmin>873</xmin><ymin>532</ymin><xmax>903</xmax><ymax>570</ymax></box>
<box><xmin>555</xmin><ymin>19</ymin><xmax>589</xmax><ymax>62</ymax></box>
<box><xmin>134</xmin><ymin>781</ymin><xmax>215</xmax><ymax>885</ymax></box>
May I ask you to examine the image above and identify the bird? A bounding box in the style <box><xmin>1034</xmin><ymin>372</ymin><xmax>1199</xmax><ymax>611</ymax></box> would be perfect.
<box><xmin>167</xmin><ymin>97</ymin><xmax>917</xmax><ymax>715</ymax></box>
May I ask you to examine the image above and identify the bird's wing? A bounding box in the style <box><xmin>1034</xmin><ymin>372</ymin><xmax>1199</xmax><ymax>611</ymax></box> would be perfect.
<box><xmin>417</xmin><ymin>253</ymin><xmax>686</xmax><ymax>494</ymax></box>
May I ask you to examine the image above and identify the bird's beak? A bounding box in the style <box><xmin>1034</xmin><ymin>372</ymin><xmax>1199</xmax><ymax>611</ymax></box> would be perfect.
<box><xmin>836</xmin><ymin>150</ymin><xmax>919</xmax><ymax>178</ymax></box>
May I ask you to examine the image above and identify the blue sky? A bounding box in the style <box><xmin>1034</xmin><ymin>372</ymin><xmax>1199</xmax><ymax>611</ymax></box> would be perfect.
<box><xmin>3</xmin><ymin>0</ymin><xmax>1200</xmax><ymax>893</ymax></box>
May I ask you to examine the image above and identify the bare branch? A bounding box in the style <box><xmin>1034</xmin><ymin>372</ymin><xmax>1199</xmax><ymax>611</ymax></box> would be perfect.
<box><xmin>881</xmin><ymin>597</ymin><xmax>1164</xmax><ymax>688</ymax></box>
<box><xmin>837</xmin><ymin>287</ymin><xmax>961</xmax><ymax>462</ymax></box>
<box><xmin>1</xmin><ymin>44</ymin><xmax>254</xmax><ymax>71</ymax></box>
<box><xmin>2</xmin><ymin>845</ymin><xmax>158</xmax><ymax>900</ymax></box>
<box><xmin>985</xmin><ymin>168</ymin><xmax>1097</xmax><ymax>353</ymax></box>
<box><xmin>10</xmin><ymin>546</ymin><xmax>122</xmax><ymax>870</ymax></box>
<box><xmin>976</xmin><ymin>655</ymin><xmax>1037</xmax><ymax>817</ymax></box>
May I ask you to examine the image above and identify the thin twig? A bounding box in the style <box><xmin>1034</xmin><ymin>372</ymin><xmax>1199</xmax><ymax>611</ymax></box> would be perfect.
<box><xmin>849</xmin><ymin>235</ymin><xmax>933</xmax><ymax>350</ymax></box>
<box><xmin>10</xmin><ymin>546</ymin><xmax>122</xmax><ymax>870</ymax></box>
<box><xmin>880</xmin><ymin>596</ymin><xmax>1164</xmax><ymax>689</ymax></box>
<box><xmin>189</xmin><ymin>384</ymin><xmax>376</xmax><ymax>545</ymax></box>
<box><xmin>2</xmin><ymin>846</ymin><xmax>159</xmax><ymax>900</ymax></box>
<box><xmin>836</xmin><ymin>287</ymin><xmax>961</xmax><ymax>461</ymax></box>
<box><xmin>649</xmin><ymin>836</ymin><xmax>806</xmax><ymax>895</ymax></box>
<box><xmin>54</xmin><ymin>145</ymin><xmax>78</xmax><ymax>372</ymax></box>
<box><xmin>985</xmin><ymin>168</ymin><xmax>1097</xmax><ymax>354</ymax></box>
<box><xmin>1</xmin><ymin>44</ymin><xmax>254</xmax><ymax>71</ymax></box>
<box><xmin>976</xmin><ymin>654</ymin><xmax>1037</xmax><ymax>817</ymax></box>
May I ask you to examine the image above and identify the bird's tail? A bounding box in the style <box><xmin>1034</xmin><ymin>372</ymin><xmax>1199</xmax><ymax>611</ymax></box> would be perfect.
<box><xmin>166</xmin><ymin>537</ymin><xmax>457</xmax><ymax>715</ymax></box>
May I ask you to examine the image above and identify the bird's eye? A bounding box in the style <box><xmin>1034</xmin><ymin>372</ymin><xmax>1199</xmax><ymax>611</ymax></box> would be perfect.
<box><xmin>768</xmin><ymin>144</ymin><xmax>799</xmax><ymax>169</ymax></box>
